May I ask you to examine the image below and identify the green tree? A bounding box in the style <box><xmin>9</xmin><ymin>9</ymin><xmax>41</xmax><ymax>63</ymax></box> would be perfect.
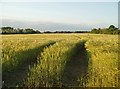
<box><xmin>24</xmin><ymin>28</ymin><xmax>35</xmax><ymax>34</ymax></box>
<box><xmin>91</xmin><ymin>28</ymin><xmax>98</xmax><ymax>33</ymax></box>
<box><xmin>109</xmin><ymin>25</ymin><xmax>115</xmax><ymax>29</ymax></box>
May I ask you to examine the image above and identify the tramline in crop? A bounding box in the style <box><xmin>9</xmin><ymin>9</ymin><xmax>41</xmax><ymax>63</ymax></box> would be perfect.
<box><xmin>2</xmin><ymin>34</ymin><xmax>119</xmax><ymax>87</ymax></box>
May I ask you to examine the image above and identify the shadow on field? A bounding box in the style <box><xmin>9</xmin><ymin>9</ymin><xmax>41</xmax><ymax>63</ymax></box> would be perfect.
<box><xmin>61</xmin><ymin>41</ymin><xmax>89</xmax><ymax>87</ymax></box>
<box><xmin>2</xmin><ymin>41</ymin><xmax>56</xmax><ymax>87</ymax></box>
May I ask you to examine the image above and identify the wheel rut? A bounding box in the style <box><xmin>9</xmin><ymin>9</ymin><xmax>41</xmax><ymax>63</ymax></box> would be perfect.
<box><xmin>2</xmin><ymin>41</ymin><xmax>56</xmax><ymax>87</ymax></box>
<box><xmin>62</xmin><ymin>41</ymin><xmax>89</xmax><ymax>87</ymax></box>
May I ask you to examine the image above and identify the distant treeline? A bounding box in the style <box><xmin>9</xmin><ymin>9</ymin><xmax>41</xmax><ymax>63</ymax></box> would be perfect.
<box><xmin>43</xmin><ymin>31</ymin><xmax>89</xmax><ymax>33</ymax></box>
<box><xmin>91</xmin><ymin>25</ymin><xmax>120</xmax><ymax>34</ymax></box>
<box><xmin>1</xmin><ymin>27</ymin><xmax>41</xmax><ymax>34</ymax></box>
<box><xmin>0</xmin><ymin>27</ymin><xmax>90</xmax><ymax>34</ymax></box>
<box><xmin>1</xmin><ymin>25</ymin><xmax>120</xmax><ymax>34</ymax></box>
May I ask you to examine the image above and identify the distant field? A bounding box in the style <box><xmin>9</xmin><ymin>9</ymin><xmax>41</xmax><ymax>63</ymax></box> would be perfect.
<box><xmin>2</xmin><ymin>34</ymin><xmax>119</xmax><ymax>87</ymax></box>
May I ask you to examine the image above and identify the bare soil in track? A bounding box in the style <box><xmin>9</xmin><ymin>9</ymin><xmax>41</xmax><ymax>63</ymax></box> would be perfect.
<box><xmin>62</xmin><ymin>43</ymin><xmax>89</xmax><ymax>87</ymax></box>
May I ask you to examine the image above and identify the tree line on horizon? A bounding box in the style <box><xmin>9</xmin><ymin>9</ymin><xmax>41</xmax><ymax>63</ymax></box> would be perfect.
<box><xmin>91</xmin><ymin>25</ymin><xmax>120</xmax><ymax>34</ymax></box>
<box><xmin>1</xmin><ymin>27</ymin><xmax>41</xmax><ymax>34</ymax></box>
<box><xmin>1</xmin><ymin>25</ymin><xmax>120</xmax><ymax>34</ymax></box>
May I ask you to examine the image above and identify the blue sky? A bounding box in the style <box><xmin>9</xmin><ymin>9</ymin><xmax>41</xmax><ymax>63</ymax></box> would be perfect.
<box><xmin>1</xmin><ymin>2</ymin><xmax>118</xmax><ymax>31</ymax></box>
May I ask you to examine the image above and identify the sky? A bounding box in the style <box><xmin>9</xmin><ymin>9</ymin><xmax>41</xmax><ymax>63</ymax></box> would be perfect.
<box><xmin>1</xmin><ymin>0</ymin><xmax>119</xmax><ymax>2</ymax></box>
<box><xmin>1</xmin><ymin>2</ymin><xmax>118</xmax><ymax>31</ymax></box>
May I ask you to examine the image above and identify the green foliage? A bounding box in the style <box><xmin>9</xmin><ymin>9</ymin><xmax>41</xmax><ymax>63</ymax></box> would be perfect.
<box><xmin>91</xmin><ymin>25</ymin><xmax>120</xmax><ymax>34</ymax></box>
<box><xmin>1</xmin><ymin>27</ymin><xmax>41</xmax><ymax>34</ymax></box>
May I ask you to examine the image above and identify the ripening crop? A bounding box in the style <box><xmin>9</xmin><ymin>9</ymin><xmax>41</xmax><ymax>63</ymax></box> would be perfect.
<box><xmin>84</xmin><ymin>35</ymin><xmax>119</xmax><ymax>87</ymax></box>
<box><xmin>24</xmin><ymin>38</ymin><xmax>83</xmax><ymax>87</ymax></box>
<box><xmin>2</xmin><ymin>34</ymin><xmax>119</xmax><ymax>88</ymax></box>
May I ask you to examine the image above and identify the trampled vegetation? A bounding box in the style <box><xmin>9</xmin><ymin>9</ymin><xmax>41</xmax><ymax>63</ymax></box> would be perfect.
<box><xmin>2</xmin><ymin>34</ymin><xmax>119</xmax><ymax>88</ymax></box>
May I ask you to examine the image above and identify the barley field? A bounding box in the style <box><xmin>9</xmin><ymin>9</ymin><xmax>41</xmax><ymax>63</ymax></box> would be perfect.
<box><xmin>2</xmin><ymin>34</ymin><xmax>119</xmax><ymax>88</ymax></box>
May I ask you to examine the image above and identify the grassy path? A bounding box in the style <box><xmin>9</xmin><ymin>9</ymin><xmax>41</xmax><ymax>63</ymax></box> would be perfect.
<box><xmin>62</xmin><ymin>42</ymin><xmax>89</xmax><ymax>87</ymax></box>
<box><xmin>2</xmin><ymin>42</ymin><xmax>56</xmax><ymax>87</ymax></box>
